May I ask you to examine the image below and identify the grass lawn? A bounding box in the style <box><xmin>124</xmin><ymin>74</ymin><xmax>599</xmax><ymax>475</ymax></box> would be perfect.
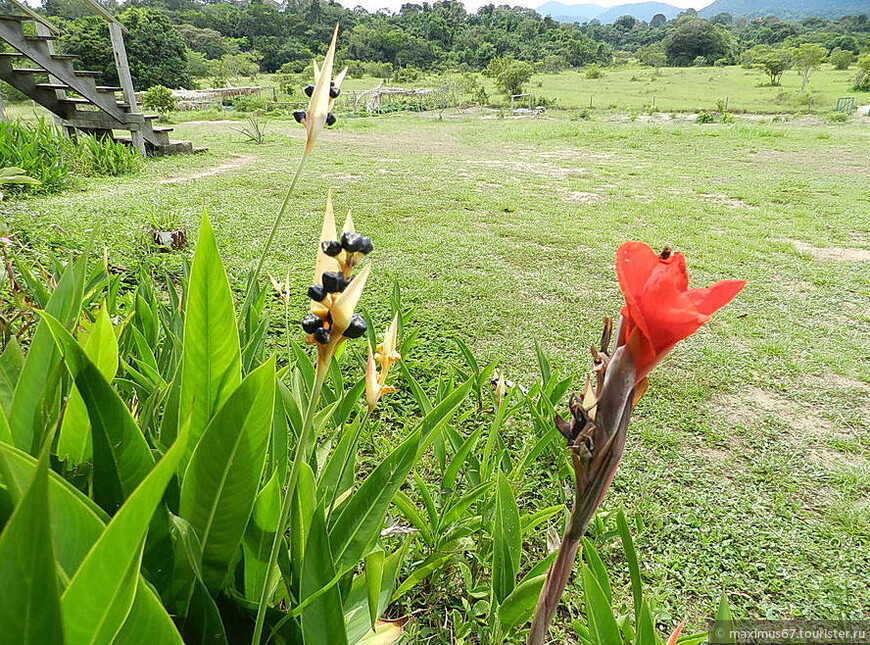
<box><xmin>3</xmin><ymin>111</ymin><xmax>869</xmax><ymax>640</ymax></box>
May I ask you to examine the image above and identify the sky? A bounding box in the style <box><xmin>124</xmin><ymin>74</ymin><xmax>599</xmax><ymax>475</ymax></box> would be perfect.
<box><xmin>333</xmin><ymin>0</ymin><xmax>714</xmax><ymax>15</ymax></box>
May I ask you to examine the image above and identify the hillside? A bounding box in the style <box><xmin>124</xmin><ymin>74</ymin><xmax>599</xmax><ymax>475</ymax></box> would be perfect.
<box><xmin>536</xmin><ymin>1</ymin><xmax>683</xmax><ymax>23</ymax></box>
<box><xmin>698</xmin><ymin>0</ymin><xmax>870</xmax><ymax>20</ymax></box>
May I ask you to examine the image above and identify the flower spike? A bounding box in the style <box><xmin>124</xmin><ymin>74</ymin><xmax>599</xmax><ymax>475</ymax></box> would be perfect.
<box><xmin>296</xmin><ymin>24</ymin><xmax>346</xmax><ymax>155</ymax></box>
<box><xmin>302</xmin><ymin>194</ymin><xmax>374</xmax><ymax>374</ymax></box>
<box><xmin>366</xmin><ymin>314</ymin><xmax>401</xmax><ymax>410</ymax></box>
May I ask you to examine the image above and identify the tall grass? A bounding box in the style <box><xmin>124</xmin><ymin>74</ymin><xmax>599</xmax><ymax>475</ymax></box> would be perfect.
<box><xmin>0</xmin><ymin>118</ymin><xmax>141</xmax><ymax>194</ymax></box>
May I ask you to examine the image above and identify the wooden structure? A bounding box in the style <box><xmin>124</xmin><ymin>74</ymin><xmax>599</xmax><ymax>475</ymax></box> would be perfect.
<box><xmin>0</xmin><ymin>0</ymin><xmax>192</xmax><ymax>155</ymax></box>
<box><xmin>510</xmin><ymin>93</ymin><xmax>545</xmax><ymax>116</ymax></box>
<box><xmin>343</xmin><ymin>86</ymin><xmax>436</xmax><ymax>114</ymax></box>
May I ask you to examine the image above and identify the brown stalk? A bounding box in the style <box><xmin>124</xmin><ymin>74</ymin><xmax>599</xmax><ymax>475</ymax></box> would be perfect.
<box><xmin>527</xmin><ymin>325</ymin><xmax>637</xmax><ymax>645</ymax></box>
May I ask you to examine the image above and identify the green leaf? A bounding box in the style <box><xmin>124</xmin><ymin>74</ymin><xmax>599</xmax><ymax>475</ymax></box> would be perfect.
<box><xmin>329</xmin><ymin>430</ymin><xmax>420</xmax><ymax>572</ymax></box>
<box><xmin>714</xmin><ymin>593</ymin><xmax>735</xmax><ymax>644</ymax></box>
<box><xmin>243</xmin><ymin>470</ymin><xmax>281</xmax><ymax>602</ymax></box>
<box><xmin>113</xmin><ymin>582</ymin><xmax>185</xmax><ymax>645</ymax></box>
<box><xmin>39</xmin><ymin>312</ymin><xmax>154</xmax><ymax>513</ymax></box>
<box><xmin>634</xmin><ymin>600</ymin><xmax>657</xmax><ymax>645</ymax></box>
<box><xmin>57</xmin><ymin>305</ymin><xmax>119</xmax><ymax>464</ymax></box>
<box><xmin>583</xmin><ymin>538</ymin><xmax>613</xmax><ymax>605</ymax></box>
<box><xmin>11</xmin><ymin>255</ymin><xmax>85</xmax><ymax>454</ymax></box>
<box><xmin>415</xmin><ymin>377</ymin><xmax>473</xmax><ymax>457</ymax></box>
<box><xmin>534</xmin><ymin>340</ymin><xmax>551</xmax><ymax>388</ymax></box>
<box><xmin>365</xmin><ymin>548</ymin><xmax>386</xmax><ymax>629</ymax></box>
<box><xmin>179</xmin><ymin>357</ymin><xmax>276</xmax><ymax>591</ymax></box>
<box><xmin>581</xmin><ymin>564</ymin><xmax>622</xmax><ymax>645</ymax></box>
<box><xmin>301</xmin><ymin>503</ymin><xmax>348</xmax><ymax>645</ymax></box>
<box><xmin>0</xmin><ymin>337</ymin><xmax>23</xmax><ymax>416</ymax></box>
<box><xmin>180</xmin><ymin>215</ymin><xmax>242</xmax><ymax>467</ymax></box>
<box><xmin>392</xmin><ymin>552</ymin><xmax>454</xmax><ymax>602</ymax></box>
<box><xmin>442</xmin><ymin>424</ymin><xmax>484</xmax><ymax>490</ymax></box>
<box><xmin>0</xmin><ymin>443</ymin><xmax>183</xmax><ymax>642</ymax></box>
<box><xmin>60</xmin><ymin>428</ymin><xmax>187</xmax><ymax>645</ymax></box>
<box><xmin>617</xmin><ymin>510</ymin><xmax>644</xmax><ymax>624</ymax></box>
<box><xmin>0</xmin><ymin>450</ymin><xmax>64</xmax><ymax>645</ymax></box>
<box><xmin>497</xmin><ymin>573</ymin><xmax>546</xmax><ymax>630</ymax></box>
<box><xmin>345</xmin><ymin>545</ymin><xmax>406</xmax><ymax>644</ymax></box>
<box><xmin>492</xmin><ymin>472</ymin><xmax>521</xmax><ymax>605</ymax></box>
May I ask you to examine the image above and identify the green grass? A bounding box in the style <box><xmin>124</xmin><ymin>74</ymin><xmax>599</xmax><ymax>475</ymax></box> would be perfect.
<box><xmin>3</xmin><ymin>112</ymin><xmax>869</xmax><ymax>639</ymax></box>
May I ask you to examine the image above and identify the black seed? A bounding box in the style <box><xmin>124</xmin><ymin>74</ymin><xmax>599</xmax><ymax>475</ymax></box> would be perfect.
<box><xmin>303</xmin><ymin>85</ymin><xmax>315</xmax><ymax>97</ymax></box>
<box><xmin>357</xmin><ymin>236</ymin><xmax>374</xmax><ymax>255</ymax></box>
<box><xmin>340</xmin><ymin>231</ymin><xmax>363</xmax><ymax>253</ymax></box>
<box><xmin>321</xmin><ymin>240</ymin><xmax>342</xmax><ymax>256</ymax></box>
<box><xmin>293</xmin><ymin>110</ymin><xmax>306</xmax><ymax>124</ymax></box>
<box><xmin>343</xmin><ymin>314</ymin><xmax>367</xmax><ymax>339</ymax></box>
<box><xmin>326</xmin><ymin>113</ymin><xmax>337</xmax><ymax>126</ymax></box>
<box><xmin>307</xmin><ymin>284</ymin><xmax>326</xmax><ymax>301</ymax></box>
<box><xmin>313</xmin><ymin>327</ymin><xmax>331</xmax><ymax>344</ymax></box>
<box><xmin>329</xmin><ymin>86</ymin><xmax>340</xmax><ymax>99</ymax></box>
<box><xmin>321</xmin><ymin>271</ymin><xmax>346</xmax><ymax>293</ymax></box>
<box><xmin>301</xmin><ymin>313</ymin><xmax>321</xmax><ymax>333</ymax></box>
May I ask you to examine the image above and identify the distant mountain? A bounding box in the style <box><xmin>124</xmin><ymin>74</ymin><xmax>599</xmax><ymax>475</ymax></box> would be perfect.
<box><xmin>536</xmin><ymin>1</ymin><xmax>684</xmax><ymax>23</ymax></box>
<box><xmin>698</xmin><ymin>0</ymin><xmax>870</xmax><ymax>20</ymax></box>
<box><xmin>595</xmin><ymin>2</ymin><xmax>684</xmax><ymax>22</ymax></box>
<box><xmin>535</xmin><ymin>2</ymin><xmax>606</xmax><ymax>23</ymax></box>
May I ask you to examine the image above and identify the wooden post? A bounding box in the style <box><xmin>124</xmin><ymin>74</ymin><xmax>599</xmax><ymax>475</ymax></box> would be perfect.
<box><xmin>107</xmin><ymin>21</ymin><xmax>144</xmax><ymax>155</ymax></box>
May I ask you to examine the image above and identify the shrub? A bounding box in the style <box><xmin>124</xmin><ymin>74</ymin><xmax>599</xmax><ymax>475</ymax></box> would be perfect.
<box><xmin>696</xmin><ymin>111</ymin><xmax>717</xmax><ymax>124</ymax></box>
<box><xmin>853</xmin><ymin>54</ymin><xmax>870</xmax><ymax>91</ymax></box>
<box><xmin>231</xmin><ymin>94</ymin><xmax>267</xmax><ymax>112</ymax></box>
<box><xmin>693</xmin><ymin>55</ymin><xmax>708</xmax><ymax>66</ymax></box>
<box><xmin>829</xmin><ymin>48</ymin><xmax>853</xmax><ymax>71</ymax></box>
<box><xmin>0</xmin><ymin>119</ymin><xmax>140</xmax><ymax>195</ymax></box>
<box><xmin>825</xmin><ymin>111</ymin><xmax>850</xmax><ymax>122</ymax></box>
<box><xmin>141</xmin><ymin>85</ymin><xmax>177</xmax><ymax>115</ymax></box>
<box><xmin>391</xmin><ymin>66</ymin><xmax>421</xmax><ymax>84</ymax></box>
<box><xmin>585</xmin><ymin>65</ymin><xmax>605</xmax><ymax>79</ymax></box>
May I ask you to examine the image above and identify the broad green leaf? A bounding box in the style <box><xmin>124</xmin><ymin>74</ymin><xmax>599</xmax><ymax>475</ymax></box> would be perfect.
<box><xmin>243</xmin><ymin>470</ymin><xmax>281</xmax><ymax>602</ymax></box>
<box><xmin>415</xmin><ymin>377</ymin><xmax>473</xmax><ymax>457</ymax></box>
<box><xmin>617</xmin><ymin>510</ymin><xmax>644</xmax><ymax>624</ymax></box>
<box><xmin>634</xmin><ymin>600</ymin><xmax>657</xmax><ymax>645</ymax></box>
<box><xmin>581</xmin><ymin>564</ymin><xmax>622</xmax><ymax>645</ymax></box>
<box><xmin>289</xmin><ymin>461</ymin><xmax>318</xmax><ymax>603</ymax></box>
<box><xmin>442</xmin><ymin>424</ymin><xmax>484</xmax><ymax>490</ymax></box>
<box><xmin>365</xmin><ymin>547</ymin><xmax>386</xmax><ymax>628</ymax></box>
<box><xmin>0</xmin><ymin>401</ymin><xmax>10</xmax><ymax>445</ymax></box>
<box><xmin>583</xmin><ymin>538</ymin><xmax>613</xmax><ymax>605</ymax></box>
<box><xmin>61</xmin><ymin>429</ymin><xmax>187</xmax><ymax>645</ymax></box>
<box><xmin>40</xmin><ymin>312</ymin><xmax>154</xmax><ymax>513</ymax></box>
<box><xmin>492</xmin><ymin>472</ymin><xmax>521</xmax><ymax>605</ymax></box>
<box><xmin>301</xmin><ymin>503</ymin><xmax>348</xmax><ymax>645</ymax></box>
<box><xmin>534</xmin><ymin>340</ymin><xmax>551</xmax><ymax>388</ymax></box>
<box><xmin>11</xmin><ymin>256</ymin><xmax>85</xmax><ymax>453</ymax></box>
<box><xmin>714</xmin><ymin>593</ymin><xmax>735</xmax><ymax>645</ymax></box>
<box><xmin>0</xmin><ymin>442</ymin><xmax>182</xmax><ymax>641</ymax></box>
<box><xmin>317</xmin><ymin>412</ymin><xmax>363</xmax><ymax>509</ymax></box>
<box><xmin>0</xmin><ymin>337</ymin><xmax>23</xmax><ymax>416</ymax></box>
<box><xmin>113</xmin><ymin>582</ymin><xmax>185</xmax><ymax>645</ymax></box>
<box><xmin>392</xmin><ymin>552</ymin><xmax>454</xmax><ymax>602</ymax></box>
<box><xmin>180</xmin><ymin>358</ymin><xmax>276</xmax><ymax>591</ymax></box>
<box><xmin>58</xmin><ymin>305</ymin><xmax>119</xmax><ymax>464</ymax></box>
<box><xmin>329</xmin><ymin>430</ymin><xmax>420</xmax><ymax>572</ymax></box>
<box><xmin>0</xmin><ymin>451</ymin><xmax>63</xmax><ymax>645</ymax></box>
<box><xmin>497</xmin><ymin>573</ymin><xmax>546</xmax><ymax>630</ymax></box>
<box><xmin>180</xmin><ymin>215</ymin><xmax>242</xmax><ymax>468</ymax></box>
<box><xmin>345</xmin><ymin>546</ymin><xmax>406</xmax><ymax>644</ymax></box>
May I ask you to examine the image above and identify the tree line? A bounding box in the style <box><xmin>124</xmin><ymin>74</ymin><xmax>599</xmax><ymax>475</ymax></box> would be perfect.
<box><xmin>32</xmin><ymin>0</ymin><xmax>870</xmax><ymax>91</ymax></box>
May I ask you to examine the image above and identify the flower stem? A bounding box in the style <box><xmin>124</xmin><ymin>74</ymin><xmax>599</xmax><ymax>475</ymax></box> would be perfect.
<box><xmin>251</xmin><ymin>352</ymin><xmax>331</xmax><ymax>645</ymax></box>
<box><xmin>253</xmin><ymin>153</ymin><xmax>307</xmax><ymax>279</ymax></box>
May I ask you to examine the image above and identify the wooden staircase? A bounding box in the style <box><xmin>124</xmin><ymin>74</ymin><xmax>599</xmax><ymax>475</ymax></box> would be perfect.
<box><xmin>0</xmin><ymin>12</ymin><xmax>192</xmax><ymax>155</ymax></box>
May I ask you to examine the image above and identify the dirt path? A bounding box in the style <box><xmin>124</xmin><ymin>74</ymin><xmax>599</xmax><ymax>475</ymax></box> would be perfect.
<box><xmin>158</xmin><ymin>153</ymin><xmax>255</xmax><ymax>184</ymax></box>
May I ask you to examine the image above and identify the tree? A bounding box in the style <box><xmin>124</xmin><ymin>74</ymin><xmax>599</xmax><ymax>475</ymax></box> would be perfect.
<box><xmin>486</xmin><ymin>57</ymin><xmax>534</xmax><ymax>96</ymax></box>
<box><xmin>638</xmin><ymin>44</ymin><xmax>667</xmax><ymax>71</ymax></box>
<box><xmin>757</xmin><ymin>48</ymin><xmax>791</xmax><ymax>85</ymax></box>
<box><xmin>791</xmin><ymin>43</ymin><xmax>826</xmax><ymax>92</ymax></box>
<box><xmin>664</xmin><ymin>17</ymin><xmax>732</xmax><ymax>67</ymax></box>
<box><xmin>649</xmin><ymin>13</ymin><xmax>666</xmax><ymax>28</ymax></box>
<box><xmin>854</xmin><ymin>54</ymin><xmax>870</xmax><ymax>91</ymax></box>
<box><xmin>828</xmin><ymin>48</ymin><xmax>853</xmax><ymax>71</ymax></box>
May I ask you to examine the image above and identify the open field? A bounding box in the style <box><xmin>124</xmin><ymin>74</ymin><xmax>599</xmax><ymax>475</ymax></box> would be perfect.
<box><xmin>3</xmin><ymin>112</ymin><xmax>869</xmax><ymax>640</ymax></box>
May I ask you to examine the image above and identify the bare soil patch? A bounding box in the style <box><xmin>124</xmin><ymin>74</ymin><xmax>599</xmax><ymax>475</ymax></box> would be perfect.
<box><xmin>789</xmin><ymin>240</ymin><xmax>870</xmax><ymax>263</ymax></box>
<box><xmin>158</xmin><ymin>153</ymin><xmax>255</xmax><ymax>184</ymax></box>
<box><xmin>696</xmin><ymin>193</ymin><xmax>756</xmax><ymax>209</ymax></box>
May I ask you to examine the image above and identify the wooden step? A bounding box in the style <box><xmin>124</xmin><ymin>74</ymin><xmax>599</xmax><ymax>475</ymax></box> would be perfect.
<box><xmin>0</xmin><ymin>52</ymin><xmax>24</xmax><ymax>58</ymax></box>
<box><xmin>95</xmin><ymin>86</ymin><xmax>122</xmax><ymax>92</ymax></box>
<box><xmin>24</xmin><ymin>34</ymin><xmax>57</xmax><ymax>41</ymax></box>
<box><xmin>151</xmin><ymin>126</ymin><xmax>173</xmax><ymax>133</ymax></box>
<box><xmin>35</xmin><ymin>82</ymin><xmax>69</xmax><ymax>90</ymax></box>
<box><xmin>11</xmin><ymin>67</ymin><xmax>48</xmax><ymax>74</ymax></box>
<box><xmin>73</xmin><ymin>70</ymin><xmax>101</xmax><ymax>77</ymax></box>
<box><xmin>0</xmin><ymin>14</ymin><xmax>31</xmax><ymax>21</ymax></box>
<box><xmin>52</xmin><ymin>54</ymin><xmax>79</xmax><ymax>61</ymax></box>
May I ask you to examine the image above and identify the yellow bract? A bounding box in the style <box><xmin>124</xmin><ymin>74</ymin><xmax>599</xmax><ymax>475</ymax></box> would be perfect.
<box><xmin>366</xmin><ymin>314</ymin><xmax>401</xmax><ymax>411</ymax></box>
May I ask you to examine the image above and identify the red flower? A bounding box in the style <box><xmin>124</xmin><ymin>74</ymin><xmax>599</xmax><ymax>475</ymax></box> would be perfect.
<box><xmin>616</xmin><ymin>241</ymin><xmax>746</xmax><ymax>383</ymax></box>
